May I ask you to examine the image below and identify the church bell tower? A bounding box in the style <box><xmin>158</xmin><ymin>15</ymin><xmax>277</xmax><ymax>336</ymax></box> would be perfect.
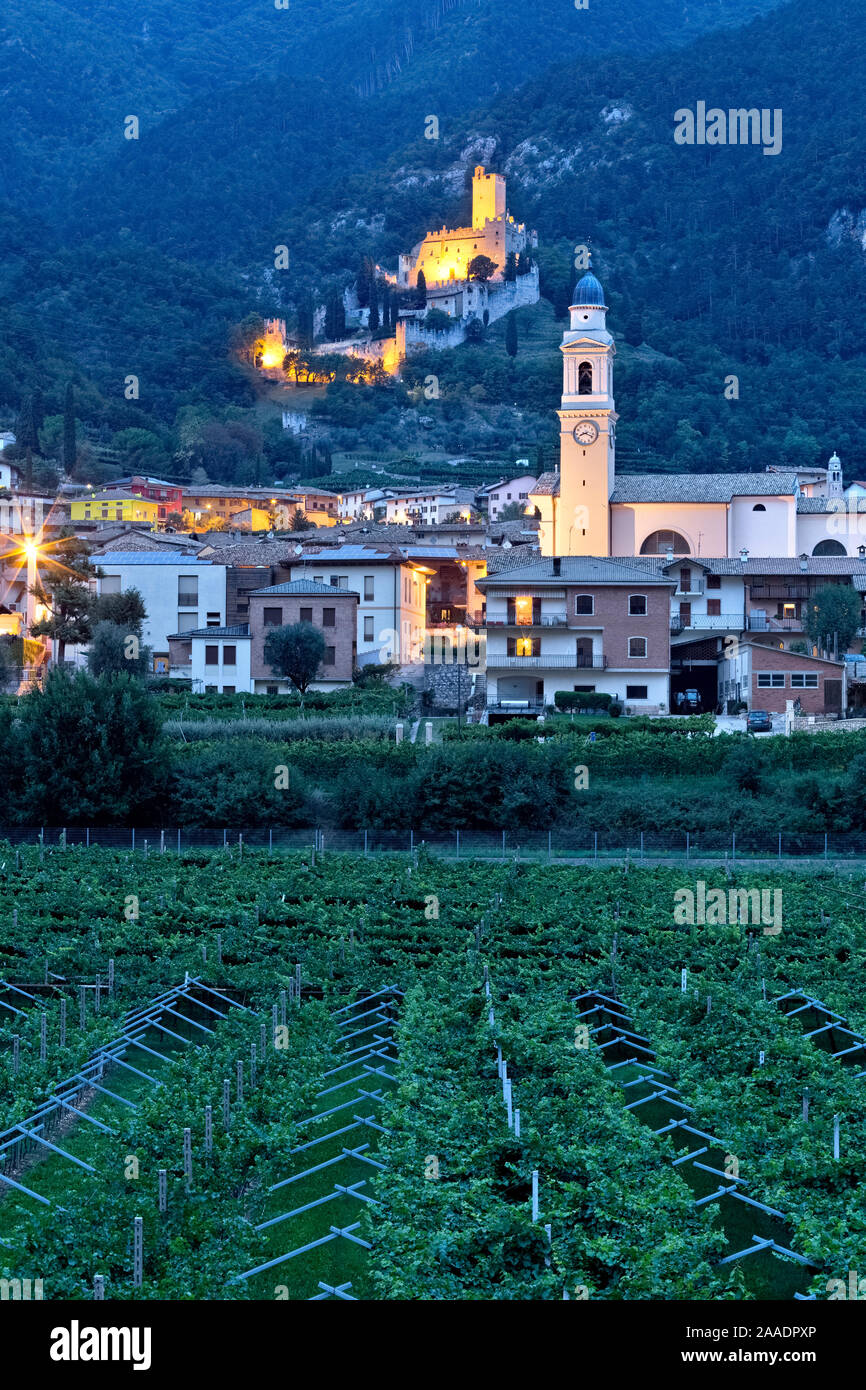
<box><xmin>555</xmin><ymin>259</ymin><xmax>616</xmax><ymax>556</ymax></box>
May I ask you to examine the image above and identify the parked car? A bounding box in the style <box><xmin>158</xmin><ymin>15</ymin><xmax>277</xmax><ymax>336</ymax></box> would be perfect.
<box><xmin>682</xmin><ymin>689</ymin><xmax>701</xmax><ymax>713</ymax></box>
<box><xmin>746</xmin><ymin>709</ymin><xmax>772</xmax><ymax>732</ymax></box>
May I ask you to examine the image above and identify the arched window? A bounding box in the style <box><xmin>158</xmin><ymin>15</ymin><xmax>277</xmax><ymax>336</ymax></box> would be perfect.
<box><xmin>812</xmin><ymin>539</ymin><xmax>846</xmax><ymax>556</ymax></box>
<box><xmin>639</xmin><ymin>530</ymin><xmax>691</xmax><ymax>556</ymax></box>
<box><xmin>753</xmin><ymin>503</ymin><xmax>766</xmax><ymax>512</ymax></box>
<box><xmin>578</xmin><ymin>361</ymin><xmax>593</xmax><ymax>395</ymax></box>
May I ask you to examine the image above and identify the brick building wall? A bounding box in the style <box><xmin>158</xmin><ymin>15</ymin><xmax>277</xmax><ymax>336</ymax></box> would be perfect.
<box><xmin>749</xmin><ymin>644</ymin><xmax>845</xmax><ymax>714</ymax></box>
<box><xmin>566</xmin><ymin>583</ymin><xmax>671</xmax><ymax>672</ymax></box>
<box><xmin>248</xmin><ymin>591</ymin><xmax>357</xmax><ymax>685</ymax></box>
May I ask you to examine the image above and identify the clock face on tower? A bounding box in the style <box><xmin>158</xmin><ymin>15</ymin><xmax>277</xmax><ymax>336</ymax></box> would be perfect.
<box><xmin>573</xmin><ymin>420</ymin><xmax>599</xmax><ymax>446</ymax></box>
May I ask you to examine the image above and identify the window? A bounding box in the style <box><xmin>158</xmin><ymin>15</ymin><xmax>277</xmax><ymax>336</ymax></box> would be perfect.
<box><xmin>639</xmin><ymin>530</ymin><xmax>691</xmax><ymax>556</ymax></box>
<box><xmin>574</xmin><ymin>595</ymin><xmax>594</xmax><ymax>615</ymax></box>
<box><xmin>753</xmin><ymin>503</ymin><xmax>767</xmax><ymax>512</ymax></box>
<box><xmin>578</xmin><ymin>361</ymin><xmax>593</xmax><ymax>394</ymax></box>
<box><xmin>205</xmin><ymin>684</ymin><xmax>217</xmax><ymax>693</ymax></box>
<box><xmin>313</xmin><ymin>575</ymin><xmax>323</xmax><ymax>584</ymax></box>
<box><xmin>206</xmin><ymin>612</ymin><xmax>221</xmax><ymax>627</ymax></box>
<box><xmin>813</xmin><ymin>539</ymin><xmax>847</xmax><ymax>556</ymax></box>
<box><xmin>266</xmin><ymin>685</ymin><xmax>278</xmax><ymax>695</ymax></box>
<box><xmin>205</xmin><ymin>646</ymin><xmax>219</xmax><ymax>666</ymax></box>
<box><xmin>223</xmin><ymin>646</ymin><xmax>236</xmax><ymax>666</ymax></box>
<box><xmin>573</xmin><ymin>685</ymin><xmax>595</xmax><ymax>694</ymax></box>
<box><xmin>330</xmin><ymin>576</ymin><xmax>348</xmax><ymax>589</ymax></box>
<box><xmin>178</xmin><ymin>576</ymin><xmax>198</xmax><ymax>607</ymax></box>
<box><xmin>364</xmin><ymin>576</ymin><xmax>375</xmax><ymax>601</ymax></box>
<box><xmin>791</xmin><ymin>673</ymin><xmax>819</xmax><ymax>688</ymax></box>
<box><xmin>299</xmin><ymin>607</ymin><xmax>313</xmax><ymax>623</ymax></box>
<box><xmin>177</xmin><ymin>612</ymin><xmax>198</xmax><ymax>632</ymax></box>
<box><xmin>628</xmin><ymin>637</ymin><xmax>647</xmax><ymax>658</ymax></box>
<box><xmin>707</xmin><ymin>599</ymin><xmax>721</xmax><ymax>617</ymax></box>
<box><xmin>626</xmin><ymin>685</ymin><xmax>648</xmax><ymax>700</ymax></box>
<box><xmin>222</xmin><ymin>686</ymin><xmax>235</xmax><ymax>695</ymax></box>
<box><xmin>507</xmin><ymin>637</ymin><xmax>540</xmax><ymax>657</ymax></box>
<box><xmin>628</xmin><ymin>594</ymin><xmax>647</xmax><ymax>616</ymax></box>
<box><xmin>757</xmin><ymin>672</ymin><xmax>785</xmax><ymax>688</ymax></box>
<box><xmin>323</xmin><ymin>646</ymin><xmax>335</xmax><ymax>665</ymax></box>
<box><xmin>101</xmin><ymin>576</ymin><xmax>121</xmax><ymax>595</ymax></box>
<box><xmin>707</xmin><ymin>575</ymin><xmax>721</xmax><ymax>590</ymax></box>
<box><xmin>364</xmin><ymin>616</ymin><xmax>374</xmax><ymax>641</ymax></box>
<box><xmin>323</xmin><ymin>607</ymin><xmax>335</xmax><ymax>627</ymax></box>
<box><xmin>263</xmin><ymin>607</ymin><xmax>282</xmax><ymax>626</ymax></box>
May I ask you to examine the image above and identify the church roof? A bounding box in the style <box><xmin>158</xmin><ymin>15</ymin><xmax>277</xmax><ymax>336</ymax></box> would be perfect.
<box><xmin>796</xmin><ymin>496</ymin><xmax>843</xmax><ymax>513</ymax></box>
<box><xmin>529</xmin><ymin>471</ymin><xmax>561</xmax><ymax>496</ymax></box>
<box><xmin>609</xmin><ymin>472</ymin><xmax>800</xmax><ymax>504</ymax></box>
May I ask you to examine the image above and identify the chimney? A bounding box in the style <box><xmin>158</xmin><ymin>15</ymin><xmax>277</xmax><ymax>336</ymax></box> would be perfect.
<box><xmin>859</xmin><ymin>545</ymin><xmax>866</xmax><ymax>559</ymax></box>
<box><xmin>799</xmin><ymin>553</ymin><xmax>809</xmax><ymax>572</ymax></box>
<box><xmin>739</xmin><ymin>547</ymin><xmax>749</xmax><ymax>563</ymax></box>
<box><xmin>552</xmin><ymin>556</ymin><xmax>561</xmax><ymax>577</ymax></box>
<box><xmin>664</xmin><ymin>546</ymin><xmax>674</xmax><ymax>566</ymax></box>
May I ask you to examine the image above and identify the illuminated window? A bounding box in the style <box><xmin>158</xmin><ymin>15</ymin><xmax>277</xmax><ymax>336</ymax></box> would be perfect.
<box><xmin>515</xmin><ymin>636</ymin><xmax>535</xmax><ymax>656</ymax></box>
<box><xmin>513</xmin><ymin>596</ymin><xmax>533</xmax><ymax>625</ymax></box>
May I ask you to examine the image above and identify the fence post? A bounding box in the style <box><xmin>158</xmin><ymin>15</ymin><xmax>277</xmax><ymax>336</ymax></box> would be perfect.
<box><xmin>223</xmin><ymin>1079</ymin><xmax>231</xmax><ymax>1131</ymax></box>
<box><xmin>131</xmin><ymin>828</ymin><xmax>135</xmax><ymax>852</ymax></box>
<box><xmin>364</xmin><ymin>829</ymin><xmax>368</xmax><ymax>857</ymax></box>
<box><xmin>205</xmin><ymin>1105</ymin><xmax>213</xmax><ymax>1156</ymax></box>
<box><xmin>133</xmin><ymin>1217</ymin><xmax>143</xmax><ymax>1288</ymax></box>
<box><xmin>236</xmin><ymin>1059</ymin><xmax>244</xmax><ymax>1103</ymax></box>
<box><xmin>825</xmin><ymin>832</ymin><xmax>829</xmax><ymax>861</ymax></box>
<box><xmin>410</xmin><ymin>828</ymin><xmax>414</xmax><ymax>854</ymax></box>
<box><xmin>640</xmin><ymin>831</ymin><xmax>644</xmax><ymax>863</ymax></box>
<box><xmin>158</xmin><ymin>1169</ymin><xmax>167</xmax><ymax>1213</ymax></box>
<box><xmin>177</xmin><ymin>828</ymin><xmax>181</xmax><ymax>854</ymax></box>
<box><xmin>456</xmin><ymin>829</ymin><xmax>460</xmax><ymax>859</ymax></box>
<box><xmin>686</xmin><ymin>831</ymin><xmax>690</xmax><ymax>860</ymax></box>
<box><xmin>594</xmin><ymin>830</ymin><xmax>598</xmax><ymax>864</ymax></box>
<box><xmin>183</xmin><ymin>1129</ymin><xmax>192</xmax><ymax>1191</ymax></box>
<box><xmin>531</xmin><ymin>1170</ymin><xmax>539</xmax><ymax>1223</ymax></box>
<box><xmin>502</xmin><ymin>830</ymin><xmax>506</xmax><ymax>862</ymax></box>
<box><xmin>548</xmin><ymin>829</ymin><xmax>552</xmax><ymax>863</ymax></box>
<box><xmin>778</xmin><ymin>831</ymin><xmax>782</xmax><ymax>861</ymax></box>
<box><xmin>269</xmin><ymin>828</ymin><xmax>273</xmax><ymax>855</ymax></box>
<box><xmin>40</xmin><ymin>1012</ymin><xmax>46</xmax><ymax>1063</ymax></box>
<box><xmin>86</xmin><ymin>827</ymin><xmax>90</xmax><ymax>848</ymax></box>
<box><xmin>59</xmin><ymin>999</ymin><xmax>66</xmax><ymax>1049</ymax></box>
<box><xmin>732</xmin><ymin>832</ymin><xmax>736</xmax><ymax>862</ymax></box>
<box><xmin>93</xmin><ymin>1275</ymin><xmax>104</xmax><ymax>1300</ymax></box>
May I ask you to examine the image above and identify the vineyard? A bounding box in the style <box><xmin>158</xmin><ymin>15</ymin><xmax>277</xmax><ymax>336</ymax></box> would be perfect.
<box><xmin>1</xmin><ymin>842</ymin><xmax>864</xmax><ymax>1301</ymax></box>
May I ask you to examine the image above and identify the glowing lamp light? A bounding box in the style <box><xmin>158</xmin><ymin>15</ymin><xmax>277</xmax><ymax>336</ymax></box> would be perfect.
<box><xmin>23</xmin><ymin>540</ymin><xmax>39</xmax><ymax>561</ymax></box>
<box><xmin>260</xmin><ymin>346</ymin><xmax>284</xmax><ymax>368</ymax></box>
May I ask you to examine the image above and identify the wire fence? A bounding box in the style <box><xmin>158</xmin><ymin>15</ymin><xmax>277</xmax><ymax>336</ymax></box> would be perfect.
<box><xmin>1</xmin><ymin>826</ymin><xmax>865</xmax><ymax>862</ymax></box>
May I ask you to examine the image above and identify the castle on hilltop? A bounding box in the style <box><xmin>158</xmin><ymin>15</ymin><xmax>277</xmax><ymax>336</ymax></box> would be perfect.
<box><xmin>397</xmin><ymin>166</ymin><xmax>538</xmax><ymax>319</ymax></box>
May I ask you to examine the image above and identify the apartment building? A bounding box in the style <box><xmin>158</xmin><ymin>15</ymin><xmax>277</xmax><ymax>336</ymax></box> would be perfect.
<box><xmin>95</xmin><ymin>552</ymin><xmax>226</xmax><ymax>675</ymax></box>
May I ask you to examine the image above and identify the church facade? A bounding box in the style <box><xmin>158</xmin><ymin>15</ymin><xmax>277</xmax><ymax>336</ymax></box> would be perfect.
<box><xmin>530</xmin><ymin>267</ymin><xmax>854</xmax><ymax>561</ymax></box>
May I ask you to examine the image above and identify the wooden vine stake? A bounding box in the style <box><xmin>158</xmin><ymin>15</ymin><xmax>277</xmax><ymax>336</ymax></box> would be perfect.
<box><xmin>531</xmin><ymin>1170</ymin><xmax>539</xmax><ymax>1223</ymax></box>
<box><xmin>40</xmin><ymin>1012</ymin><xmax>47</xmax><ymax>1063</ymax></box>
<box><xmin>93</xmin><ymin>1275</ymin><xmax>105</xmax><ymax>1301</ymax></box>
<box><xmin>236</xmin><ymin>1060</ymin><xmax>244</xmax><ymax>1104</ymax></box>
<box><xmin>280</xmin><ymin>990</ymin><xmax>287</xmax><ymax>1028</ymax></box>
<box><xmin>222</xmin><ymin>1079</ymin><xmax>231</xmax><ymax>1131</ymax></box>
<box><xmin>250</xmin><ymin>1043</ymin><xmax>257</xmax><ymax>1090</ymax></box>
<box><xmin>833</xmin><ymin>1113</ymin><xmax>840</xmax><ymax>1161</ymax></box>
<box><xmin>158</xmin><ymin>1169</ymin><xmax>167</xmax><ymax>1213</ymax></box>
<box><xmin>183</xmin><ymin>1129</ymin><xmax>192</xmax><ymax>1192</ymax></box>
<box><xmin>60</xmin><ymin>998</ymin><xmax>67</xmax><ymax>1049</ymax></box>
<box><xmin>205</xmin><ymin>1105</ymin><xmax>213</xmax><ymax>1156</ymax></box>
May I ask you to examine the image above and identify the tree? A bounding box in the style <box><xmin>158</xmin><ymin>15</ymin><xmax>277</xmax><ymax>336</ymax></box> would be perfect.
<box><xmin>16</xmin><ymin>394</ymin><xmax>38</xmax><ymax>452</ymax></box>
<box><xmin>505</xmin><ymin>312</ymin><xmax>518</xmax><ymax>358</ymax></box>
<box><xmin>497</xmin><ymin>501</ymin><xmax>526</xmax><ymax>521</ymax></box>
<box><xmin>263</xmin><ymin>623</ymin><xmax>326</xmax><ymax>701</ymax></box>
<box><xmin>424</xmin><ymin>308</ymin><xmax>451</xmax><ymax>331</ymax></box>
<box><xmin>87</xmin><ymin>622</ymin><xmax>151</xmax><ymax>678</ymax></box>
<box><xmin>17</xmin><ymin>669</ymin><xmax>166</xmax><ymax>823</ymax></box>
<box><xmin>504</xmin><ymin>252</ymin><xmax>517</xmax><ymax>284</ymax></box>
<box><xmin>63</xmin><ymin>383</ymin><xmax>77</xmax><ymax>474</ymax></box>
<box><xmin>30</xmin><ymin>536</ymin><xmax>98</xmax><ymax>664</ymax></box>
<box><xmin>416</xmin><ymin>270</ymin><xmax>427</xmax><ymax>306</ymax></box>
<box><xmin>805</xmin><ymin>585</ymin><xmax>862</xmax><ymax>654</ymax></box>
<box><xmin>368</xmin><ymin>281</ymin><xmax>380</xmax><ymax>332</ymax></box>
<box><xmin>290</xmin><ymin>507</ymin><xmax>313</xmax><ymax>531</ymax></box>
<box><xmin>516</xmin><ymin>252</ymin><xmax>532</xmax><ymax>276</ymax></box>
<box><xmin>91</xmin><ymin>586</ymin><xmax>147</xmax><ymax>632</ymax></box>
<box><xmin>468</xmin><ymin>255</ymin><xmax>497</xmax><ymax>283</ymax></box>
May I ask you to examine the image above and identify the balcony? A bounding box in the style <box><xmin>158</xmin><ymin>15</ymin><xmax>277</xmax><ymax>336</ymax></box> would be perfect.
<box><xmin>489</xmin><ymin>654</ymin><xmax>608</xmax><ymax>669</ymax></box>
<box><xmin>487</xmin><ymin>614</ymin><xmax>568</xmax><ymax>628</ymax></box>
<box><xmin>674</xmin><ymin>578</ymin><xmax>704</xmax><ymax>596</ymax></box>
<box><xmin>670</xmin><ymin>612</ymin><xmax>746</xmax><ymax>632</ymax></box>
<box><xmin>747</xmin><ymin>615</ymin><xmax>803</xmax><ymax>632</ymax></box>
